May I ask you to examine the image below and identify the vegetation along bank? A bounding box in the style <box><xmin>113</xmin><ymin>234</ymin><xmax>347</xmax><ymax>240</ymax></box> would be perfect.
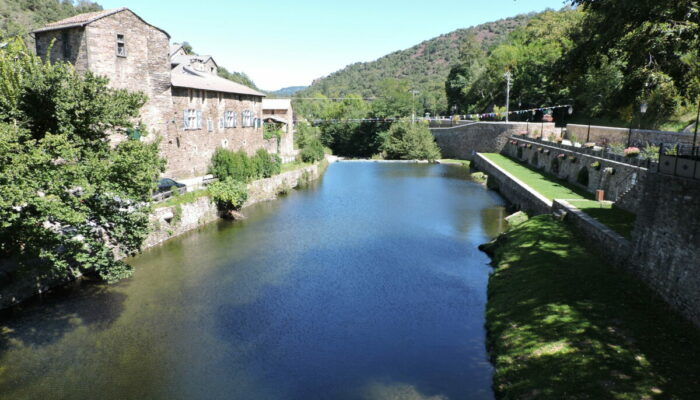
<box><xmin>480</xmin><ymin>215</ymin><xmax>700</xmax><ymax>399</ymax></box>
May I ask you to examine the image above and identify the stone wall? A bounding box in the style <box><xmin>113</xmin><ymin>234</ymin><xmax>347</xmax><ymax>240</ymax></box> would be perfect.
<box><xmin>473</xmin><ymin>153</ymin><xmax>553</xmax><ymax>216</ymax></box>
<box><xmin>566</xmin><ymin>124</ymin><xmax>696</xmax><ymax>147</ymax></box>
<box><xmin>163</xmin><ymin>88</ymin><xmax>267</xmax><ymax>178</ymax></box>
<box><xmin>553</xmin><ymin>199</ymin><xmax>632</xmax><ymax>268</ymax></box>
<box><xmin>502</xmin><ymin>137</ymin><xmax>648</xmax><ymax>212</ymax></box>
<box><xmin>431</xmin><ymin>122</ymin><xmax>561</xmax><ymax>160</ymax></box>
<box><xmin>85</xmin><ymin>10</ymin><xmax>172</xmax><ymax>140</ymax></box>
<box><xmin>630</xmin><ymin>173</ymin><xmax>700</xmax><ymax>327</ymax></box>
<box><xmin>144</xmin><ymin>160</ymin><xmax>329</xmax><ymax>249</ymax></box>
<box><xmin>35</xmin><ymin>27</ymin><xmax>88</xmax><ymax>71</ymax></box>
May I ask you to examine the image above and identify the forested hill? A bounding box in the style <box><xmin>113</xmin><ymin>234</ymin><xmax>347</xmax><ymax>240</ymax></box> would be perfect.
<box><xmin>0</xmin><ymin>0</ymin><xmax>103</xmax><ymax>38</ymax></box>
<box><xmin>295</xmin><ymin>12</ymin><xmax>537</xmax><ymax>113</ymax></box>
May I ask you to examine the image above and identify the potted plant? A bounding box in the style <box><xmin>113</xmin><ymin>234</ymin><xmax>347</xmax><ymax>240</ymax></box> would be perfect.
<box><xmin>590</xmin><ymin>161</ymin><xmax>601</xmax><ymax>170</ymax></box>
<box><xmin>557</xmin><ymin>153</ymin><xmax>566</xmax><ymax>160</ymax></box>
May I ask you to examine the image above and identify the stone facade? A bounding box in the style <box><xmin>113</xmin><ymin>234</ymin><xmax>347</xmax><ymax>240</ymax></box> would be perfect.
<box><xmin>33</xmin><ymin>8</ymin><xmax>273</xmax><ymax>180</ymax></box>
<box><xmin>430</xmin><ymin>122</ymin><xmax>561</xmax><ymax>161</ymax></box>
<box><xmin>35</xmin><ymin>9</ymin><xmax>172</xmax><ymax>140</ymax></box>
<box><xmin>164</xmin><ymin>88</ymin><xmax>269</xmax><ymax>178</ymax></box>
<box><xmin>262</xmin><ymin>99</ymin><xmax>295</xmax><ymax>161</ymax></box>
<box><xmin>502</xmin><ymin>137</ymin><xmax>649</xmax><ymax>211</ymax></box>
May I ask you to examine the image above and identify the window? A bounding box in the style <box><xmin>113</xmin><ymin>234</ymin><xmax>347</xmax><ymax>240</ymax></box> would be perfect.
<box><xmin>207</xmin><ymin>119</ymin><xmax>214</xmax><ymax>132</ymax></box>
<box><xmin>224</xmin><ymin>111</ymin><xmax>237</xmax><ymax>128</ymax></box>
<box><xmin>116</xmin><ymin>34</ymin><xmax>126</xmax><ymax>57</ymax></box>
<box><xmin>242</xmin><ymin>110</ymin><xmax>253</xmax><ymax>127</ymax></box>
<box><xmin>61</xmin><ymin>31</ymin><xmax>71</xmax><ymax>59</ymax></box>
<box><xmin>183</xmin><ymin>109</ymin><xmax>201</xmax><ymax>130</ymax></box>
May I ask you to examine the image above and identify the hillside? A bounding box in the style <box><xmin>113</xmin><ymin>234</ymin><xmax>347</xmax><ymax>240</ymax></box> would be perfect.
<box><xmin>0</xmin><ymin>0</ymin><xmax>102</xmax><ymax>38</ymax></box>
<box><xmin>295</xmin><ymin>12</ymin><xmax>537</xmax><ymax>114</ymax></box>
<box><xmin>268</xmin><ymin>86</ymin><xmax>307</xmax><ymax>98</ymax></box>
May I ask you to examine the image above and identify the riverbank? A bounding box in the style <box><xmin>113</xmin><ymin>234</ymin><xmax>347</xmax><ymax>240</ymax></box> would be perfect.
<box><xmin>0</xmin><ymin>157</ymin><xmax>335</xmax><ymax>311</ymax></box>
<box><xmin>481</xmin><ymin>215</ymin><xmax>700</xmax><ymax>399</ymax></box>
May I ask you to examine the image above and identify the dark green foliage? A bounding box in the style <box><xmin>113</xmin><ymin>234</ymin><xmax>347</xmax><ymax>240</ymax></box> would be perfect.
<box><xmin>209</xmin><ymin>148</ymin><xmax>281</xmax><ymax>182</ymax></box>
<box><xmin>0</xmin><ymin>39</ymin><xmax>164</xmax><ymax>283</ymax></box>
<box><xmin>208</xmin><ymin>177</ymin><xmax>248</xmax><ymax>211</ymax></box>
<box><xmin>300</xmin><ymin>139</ymin><xmax>325</xmax><ymax>163</ymax></box>
<box><xmin>380</xmin><ymin>119</ymin><xmax>441</xmax><ymax>161</ymax></box>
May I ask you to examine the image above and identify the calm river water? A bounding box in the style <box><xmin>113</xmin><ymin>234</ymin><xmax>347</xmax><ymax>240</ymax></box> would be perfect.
<box><xmin>0</xmin><ymin>162</ymin><xmax>506</xmax><ymax>400</ymax></box>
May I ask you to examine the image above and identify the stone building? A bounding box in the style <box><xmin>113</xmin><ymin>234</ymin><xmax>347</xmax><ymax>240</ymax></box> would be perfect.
<box><xmin>32</xmin><ymin>8</ymin><xmax>274</xmax><ymax>179</ymax></box>
<box><xmin>262</xmin><ymin>98</ymin><xmax>295</xmax><ymax>161</ymax></box>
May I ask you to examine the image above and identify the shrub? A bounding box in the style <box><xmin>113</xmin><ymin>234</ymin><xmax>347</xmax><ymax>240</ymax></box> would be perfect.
<box><xmin>208</xmin><ymin>178</ymin><xmax>248</xmax><ymax>211</ymax></box>
<box><xmin>300</xmin><ymin>138</ymin><xmax>326</xmax><ymax>163</ymax></box>
<box><xmin>380</xmin><ymin>119</ymin><xmax>441</xmax><ymax>161</ymax></box>
<box><xmin>641</xmin><ymin>143</ymin><xmax>660</xmax><ymax>161</ymax></box>
<box><xmin>210</xmin><ymin>148</ymin><xmax>280</xmax><ymax>182</ymax></box>
<box><xmin>624</xmin><ymin>147</ymin><xmax>641</xmax><ymax>157</ymax></box>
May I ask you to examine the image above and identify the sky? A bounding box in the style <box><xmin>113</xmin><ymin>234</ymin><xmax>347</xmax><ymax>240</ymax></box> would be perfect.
<box><xmin>97</xmin><ymin>0</ymin><xmax>568</xmax><ymax>91</ymax></box>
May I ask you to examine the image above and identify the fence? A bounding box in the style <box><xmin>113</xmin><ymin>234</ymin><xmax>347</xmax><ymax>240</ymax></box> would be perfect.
<box><xmin>658</xmin><ymin>143</ymin><xmax>700</xmax><ymax>180</ymax></box>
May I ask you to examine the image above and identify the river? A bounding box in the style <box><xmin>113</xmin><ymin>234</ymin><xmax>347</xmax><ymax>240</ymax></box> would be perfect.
<box><xmin>0</xmin><ymin>162</ymin><xmax>507</xmax><ymax>400</ymax></box>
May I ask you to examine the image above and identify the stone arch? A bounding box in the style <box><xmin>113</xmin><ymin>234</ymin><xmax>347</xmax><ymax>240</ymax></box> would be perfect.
<box><xmin>577</xmin><ymin>167</ymin><xmax>589</xmax><ymax>187</ymax></box>
<box><xmin>517</xmin><ymin>146</ymin><xmax>523</xmax><ymax>159</ymax></box>
<box><xmin>531</xmin><ymin>151</ymin><xmax>539</xmax><ymax>167</ymax></box>
<box><xmin>551</xmin><ymin>158</ymin><xmax>560</xmax><ymax>175</ymax></box>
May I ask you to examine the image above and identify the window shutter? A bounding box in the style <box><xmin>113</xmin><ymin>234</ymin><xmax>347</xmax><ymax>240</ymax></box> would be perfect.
<box><xmin>219</xmin><ymin>117</ymin><xmax>224</xmax><ymax>129</ymax></box>
<box><xmin>197</xmin><ymin>111</ymin><xmax>203</xmax><ymax>129</ymax></box>
<box><xmin>183</xmin><ymin>110</ymin><xmax>189</xmax><ymax>130</ymax></box>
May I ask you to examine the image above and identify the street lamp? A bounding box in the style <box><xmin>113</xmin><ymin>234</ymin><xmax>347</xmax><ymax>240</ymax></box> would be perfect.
<box><xmin>410</xmin><ymin>89</ymin><xmax>420</xmax><ymax>125</ymax></box>
<box><xmin>627</xmin><ymin>102</ymin><xmax>647</xmax><ymax>148</ymax></box>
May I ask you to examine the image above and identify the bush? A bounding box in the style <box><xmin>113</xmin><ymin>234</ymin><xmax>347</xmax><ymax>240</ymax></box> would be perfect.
<box><xmin>210</xmin><ymin>148</ymin><xmax>280</xmax><ymax>182</ymax></box>
<box><xmin>641</xmin><ymin>143</ymin><xmax>660</xmax><ymax>161</ymax></box>
<box><xmin>300</xmin><ymin>139</ymin><xmax>325</xmax><ymax>163</ymax></box>
<box><xmin>380</xmin><ymin>119</ymin><xmax>441</xmax><ymax>161</ymax></box>
<box><xmin>208</xmin><ymin>178</ymin><xmax>248</xmax><ymax>211</ymax></box>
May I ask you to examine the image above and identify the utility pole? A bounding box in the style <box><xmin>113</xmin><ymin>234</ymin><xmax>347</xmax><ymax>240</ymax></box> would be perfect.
<box><xmin>504</xmin><ymin>71</ymin><xmax>512</xmax><ymax>122</ymax></box>
<box><xmin>411</xmin><ymin>90</ymin><xmax>420</xmax><ymax>125</ymax></box>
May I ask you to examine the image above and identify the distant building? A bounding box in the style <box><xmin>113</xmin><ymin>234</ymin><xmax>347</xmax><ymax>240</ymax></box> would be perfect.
<box><xmin>262</xmin><ymin>98</ymin><xmax>295</xmax><ymax>160</ymax></box>
<box><xmin>32</xmin><ymin>8</ymin><xmax>280</xmax><ymax>179</ymax></box>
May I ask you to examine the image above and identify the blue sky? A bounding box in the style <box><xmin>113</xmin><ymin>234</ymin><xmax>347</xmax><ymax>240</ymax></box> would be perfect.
<box><xmin>98</xmin><ymin>0</ymin><xmax>568</xmax><ymax>91</ymax></box>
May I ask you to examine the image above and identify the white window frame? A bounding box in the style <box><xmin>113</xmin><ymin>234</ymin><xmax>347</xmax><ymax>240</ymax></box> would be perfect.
<box><xmin>183</xmin><ymin>109</ymin><xmax>201</xmax><ymax>130</ymax></box>
<box><xmin>116</xmin><ymin>33</ymin><xmax>126</xmax><ymax>57</ymax></box>
<box><xmin>242</xmin><ymin>110</ymin><xmax>253</xmax><ymax>127</ymax></box>
<box><xmin>224</xmin><ymin>111</ymin><xmax>237</xmax><ymax>128</ymax></box>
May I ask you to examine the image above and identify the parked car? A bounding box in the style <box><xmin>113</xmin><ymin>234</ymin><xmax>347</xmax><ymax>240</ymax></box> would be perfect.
<box><xmin>157</xmin><ymin>178</ymin><xmax>186</xmax><ymax>194</ymax></box>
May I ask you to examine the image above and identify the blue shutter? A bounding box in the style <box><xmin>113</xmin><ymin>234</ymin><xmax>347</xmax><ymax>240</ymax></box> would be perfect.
<box><xmin>219</xmin><ymin>116</ymin><xmax>224</xmax><ymax>129</ymax></box>
<box><xmin>183</xmin><ymin>110</ymin><xmax>189</xmax><ymax>130</ymax></box>
<box><xmin>197</xmin><ymin>111</ymin><xmax>203</xmax><ymax>129</ymax></box>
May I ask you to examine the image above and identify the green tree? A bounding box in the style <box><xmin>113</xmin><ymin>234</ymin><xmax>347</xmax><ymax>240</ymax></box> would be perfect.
<box><xmin>0</xmin><ymin>39</ymin><xmax>164</xmax><ymax>283</ymax></box>
<box><xmin>380</xmin><ymin>119</ymin><xmax>441</xmax><ymax>161</ymax></box>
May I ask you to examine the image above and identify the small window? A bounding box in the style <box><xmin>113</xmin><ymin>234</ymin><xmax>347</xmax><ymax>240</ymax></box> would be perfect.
<box><xmin>116</xmin><ymin>34</ymin><xmax>126</xmax><ymax>57</ymax></box>
<box><xmin>207</xmin><ymin>119</ymin><xmax>214</xmax><ymax>132</ymax></box>
<box><xmin>183</xmin><ymin>109</ymin><xmax>198</xmax><ymax>130</ymax></box>
<box><xmin>61</xmin><ymin>31</ymin><xmax>71</xmax><ymax>59</ymax></box>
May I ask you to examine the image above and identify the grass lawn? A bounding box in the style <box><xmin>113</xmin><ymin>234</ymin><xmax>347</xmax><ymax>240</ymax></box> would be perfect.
<box><xmin>483</xmin><ymin>215</ymin><xmax>700</xmax><ymax>399</ymax></box>
<box><xmin>481</xmin><ymin>153</ymin><xmax>635</xmax><ymax>238</ymax></box>
<box><xmin>155</xmin><ymin>189</ymin><xmax>209</xmax><ymax>209</ymax></box>
<box><xmin>439</xmin><ymin>159</ymin><xmax>471</xmax><ymax>166</ymax></box>
<box><xmin>281</xmin><ymin>160</ymin><xmax>313</xmax><ymax>173</ymax></box>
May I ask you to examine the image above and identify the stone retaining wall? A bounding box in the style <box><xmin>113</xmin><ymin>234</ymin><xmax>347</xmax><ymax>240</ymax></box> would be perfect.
<box><xmin>431</xmin><ymin>122</ymin><xmax>561</xmax><ymax>161</ymax></box>
<box><xmin>503</xmin><ymin>137</ymin><xmax>648</xmax><ymax>213</ymax></box>
<box><xmin>566</xmin><ymin>124</ymin><xmax>696</xmax><ymax>147</ymax></box>
<box><xmin>143</xmin><ymin>159</ymin><xmax>330</xmax><ymax>250</ymax></box>
<box><xmin>473</xmin><ymin>153</ymin><xmax>552</xmax><ymax>216</ymax></box>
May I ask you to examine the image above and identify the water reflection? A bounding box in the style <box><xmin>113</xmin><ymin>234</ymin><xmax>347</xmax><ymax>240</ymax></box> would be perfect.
<box><xmin>0</xmin><ymin>162</ymin><xmax>506</xmax><ymax>400</ymax></box>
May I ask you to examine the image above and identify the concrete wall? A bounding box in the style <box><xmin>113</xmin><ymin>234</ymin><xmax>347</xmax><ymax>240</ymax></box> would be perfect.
<box><xmin>502</xmin><ymin>137</ymin><xmax>648</xmax><ymax>212</ymax></box>
<box><xmin>567</xmin><ymin>124</ymin><xmax>696</xmax><ymax>147</ymax></box>
<box><xmin>163</xmin><ymin>88</ymin><xmax>267</xmax><ymax>178</ymax></box>
<box><xmin>431</xmin><ymin>122</ymin><xmax>560</xmax><ymax>160</ymax></box>
<box><xmin>630</xmin><ymin>173</ymin><xmax>700</xmax><ymax>327</ymax></box>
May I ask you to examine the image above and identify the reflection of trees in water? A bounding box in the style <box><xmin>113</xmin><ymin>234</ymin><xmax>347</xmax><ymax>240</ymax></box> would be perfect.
<box><xmin>481</xmin><ymin>206</ymin><xmax>508</xmax><ymax>239</ymax></box>
<box><xmin>0</xmin><ymin>283</ymin><xmax>126</xmax><ymax>350</ymax></box>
